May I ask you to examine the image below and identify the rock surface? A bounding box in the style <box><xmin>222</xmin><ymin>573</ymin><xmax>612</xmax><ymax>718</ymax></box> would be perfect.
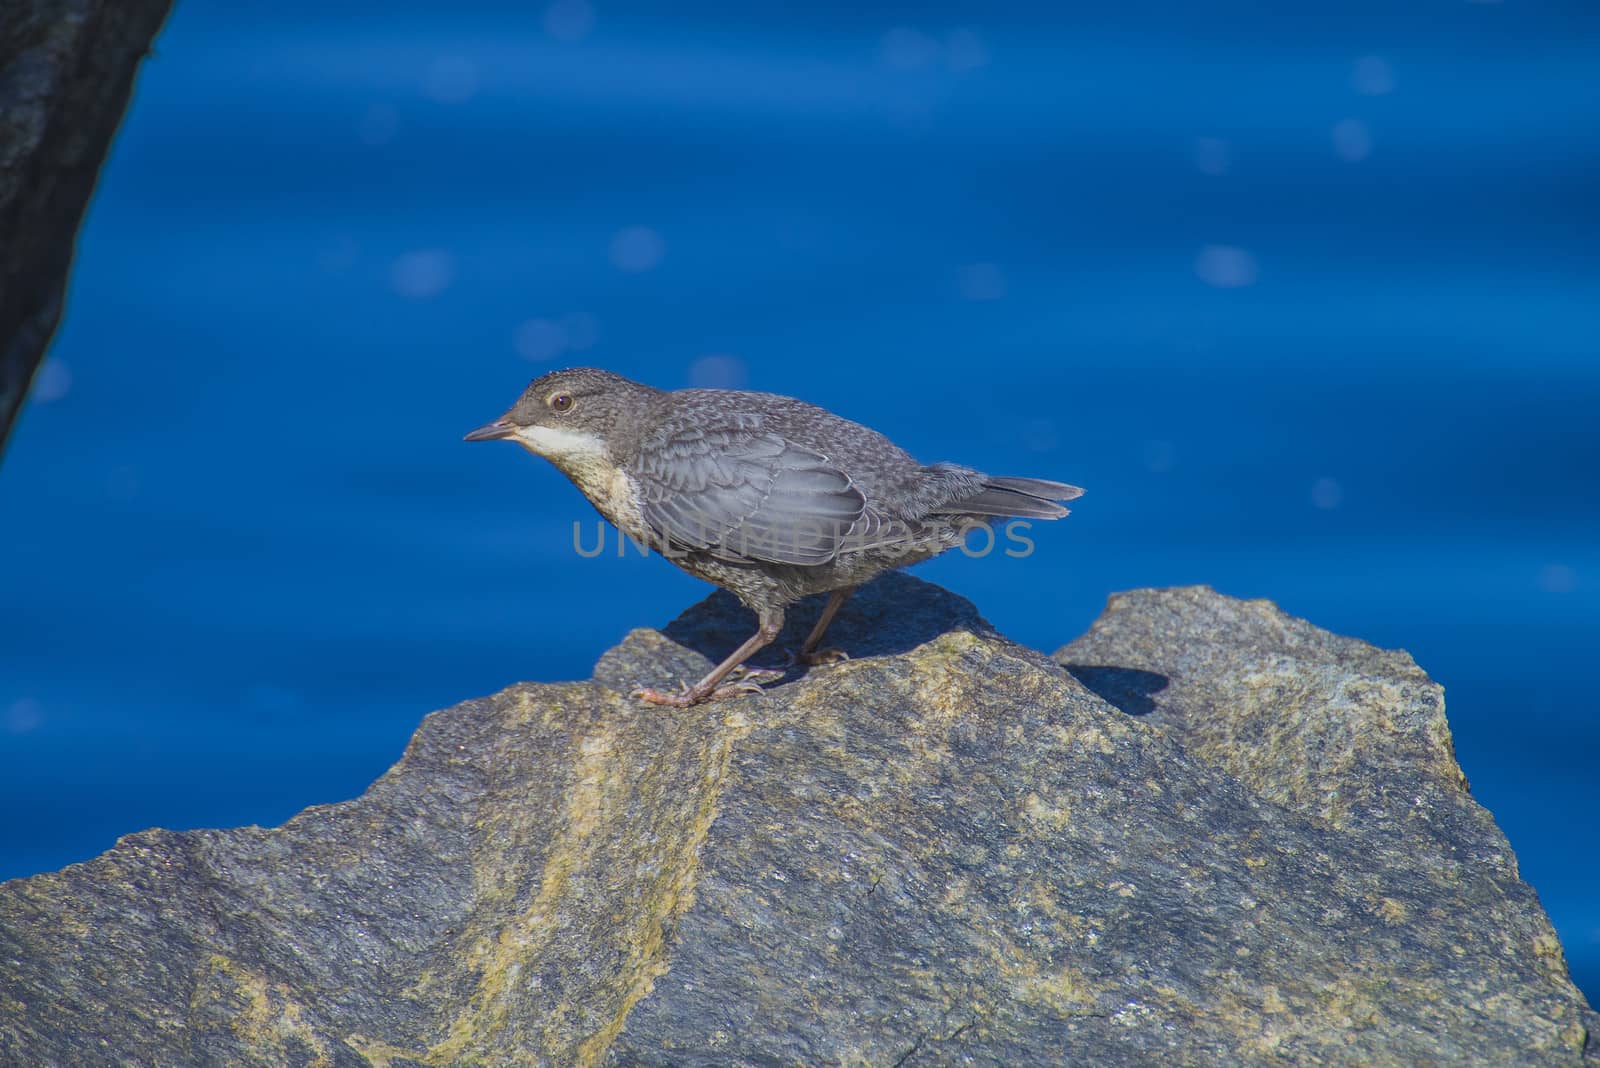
<box><xmin>0</xmin><ymin>0</ymin><xmax>172</xmax><ymax>455</ymax></box>
<box><xmin>0</xmin><ymin>575</ymin><xmax>1593</xmax><ymax>1066</ymax></box>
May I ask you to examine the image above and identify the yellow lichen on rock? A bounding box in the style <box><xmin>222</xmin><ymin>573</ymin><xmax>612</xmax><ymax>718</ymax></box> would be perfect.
<box><xmin>191</xmin><ymin>954</ymin><xmax>333</xmax><ymax>1068</ymax></box>
<box><xmin>347</xmin><ymin>684</ymin><xmax>755</xmax><ymax>1067</ymax></box>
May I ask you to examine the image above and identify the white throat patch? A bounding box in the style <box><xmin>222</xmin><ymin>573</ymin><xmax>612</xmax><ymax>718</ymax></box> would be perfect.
<box><xmin>510</xmin><ymin>424</ymin><xmax>609</xmax><ymax>465</ymax></box>
<box><xmin>508</xmin><ymin>422</ymin><xmax>644</xmax><ymax>536</ymax></box>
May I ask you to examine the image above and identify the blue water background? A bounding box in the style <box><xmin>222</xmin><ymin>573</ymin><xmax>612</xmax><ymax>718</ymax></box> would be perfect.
<box><xmin>2</xmin><ymin>0</ymin><xmax>1596</xmax><ymax>998</ymax></box>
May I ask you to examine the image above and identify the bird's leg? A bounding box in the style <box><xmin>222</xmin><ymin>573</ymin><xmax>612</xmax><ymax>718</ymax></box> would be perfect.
<box><xmin>792</xmin><ymin>586</ymin><xmax>855</xmax><ymax>666</ymax></box>
<box><xmin>800</xmin><ymin>587</ymin><xmax>854</xmax><ymax>655</ymax></box>
<box><xmin>634</xmin><ymin>609</ymin><xmax>786</xmax><ymax>707</ymax></box>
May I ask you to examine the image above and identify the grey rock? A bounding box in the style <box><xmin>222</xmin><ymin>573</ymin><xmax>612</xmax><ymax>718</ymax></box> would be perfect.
<box><xmin>1</xmin><ymin>575</ymin><xmax>1592</xmax><ymax>1066</ymax></box>
<box><xmin>0</xmin><ymin>0</ymin><xmax>171</xmax><ymax>455</ymax></box>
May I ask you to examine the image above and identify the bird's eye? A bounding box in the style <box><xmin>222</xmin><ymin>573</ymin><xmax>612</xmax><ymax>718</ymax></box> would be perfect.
<box><xmin>549</xmin><ymin>393</ymin><xmax>574</xmax><ymax>413</ymax></box>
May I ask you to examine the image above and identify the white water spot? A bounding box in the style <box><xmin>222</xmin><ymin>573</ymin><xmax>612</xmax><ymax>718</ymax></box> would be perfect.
<box><xmin>514</xmin><ymin>313</ymin><xmax>598</xmax><ymax>361</ymax></box>
<box><xmin>609</xmin><ymin>226</ymin><xmax>665</xmax><ymax>272</ymax></box>
<box><xmin>32</xmin><ymin>359</ymin><xmax>71</xmax><ymax>402</ymax></box>
<box><xmin>689</xmin><ymin>354</ymin><xmax>747</xmax><ymax>389</ymax></box>
<box><xmin>945</xmin><ymin>29</ymin><xmax>990</xmax><ymax>72</ymax></box>
<box><xmin>1352</xmin><ymin>55</ymin><xmax>1395</xmax><ymax>96</ymax></box>
<box><xmin>882</xmin><ymin>27</ymin><xmax>939</xmax><ymax>70</ymax></box>
<box><xmin>1311</xmin><ymin>477</ymin><xmax>1343</xmax><ymax>509</ymax></box>
<box><xmin>1333</xmin><ymin>119</ymin><xmax>1373</xmax><ymax>162</ymax></box>
<box><xmin>545</xmin><ymin>0</ymin><xmax>596</xmax><ymax>43</ymax></box>
<box><xmin>1194</xmin><ymin>137</ymin><xmax>1231</xmax><ymax>176</ymax></box>
<box><xmin>959</xmin><ymin>262</ymin><xmax>1007</xmax><ymax>301</ymax></box>
<box><xmin>515</xmin><ymin>319</ymin><xmax>568</xmax><ymax>362</ymax></box>
<box><xmin>390</xmin><ymin>250</ymin><xmax>456</xmax><ymax>299</ymax></box>
<box><xmin>424</xmin><ymin>55</ymin><xmax>480</xmax><ymax>103</ymax></box>
<box><xmin>5</xmin><ymin>699</ymin><xmax>42</xmax><ymax>735</ymax></box>
<box><xmin>1538</xmin><ymin>564</ymin><xmax>1577</xmax><ymax>593</ymax></box>
<box><xmin>1194</xmin><ymin>245</ymin><xmax>1258</xmax><ymax>288</ymax></box>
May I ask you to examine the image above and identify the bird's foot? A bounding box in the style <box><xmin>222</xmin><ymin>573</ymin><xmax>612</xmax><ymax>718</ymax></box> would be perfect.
<box><xmin>632</xmin><ymin>685</ymin><xmax>703</xmax><ymax>708</ymax></box>
<box><xmin>727</xmin><ymin>663</ymin><xmax>788</xmax><ymax>685</ymax></box>
<box><xmin>632</xmin><ymin>673</ymin><xmax>773</xmax><ymax>708</ymax></box>
<box><xmin>706</xmin><ymin>681</ymin><xmax>771</xmax><ymax>702</ymax></box>
<box><xmin>782</xmin><ymin>646</ymin><xmax>851</xmax><ymax>669</ymax></box>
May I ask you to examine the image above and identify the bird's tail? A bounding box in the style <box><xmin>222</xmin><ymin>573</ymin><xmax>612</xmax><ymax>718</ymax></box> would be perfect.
<box><xmin>941</xmin><ymin>476</ymin><xmax>1085</xmax><ymax>520</ymax></box>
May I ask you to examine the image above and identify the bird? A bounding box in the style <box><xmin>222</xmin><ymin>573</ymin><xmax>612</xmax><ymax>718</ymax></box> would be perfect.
<box><xmin>465</xmin><ymin>368</ymin><xmax>1082</xmax><ymax>707</ymax></box>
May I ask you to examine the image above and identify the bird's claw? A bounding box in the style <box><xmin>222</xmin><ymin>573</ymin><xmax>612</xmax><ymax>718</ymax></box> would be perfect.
<box><xmin>631</xmin><ymin>686</ymin><xmax>695</xmax><ymax>708</ymax></box>
<box><xmin>710</xmin><ymin>681</ymin><xmax>768</xmax><ymax>700</ymax></box>
<box><xmin>727</xmin><ymin>663</ymin><xmax>787</xmax><ymax>685</ymax></box>
<box><xmin>782</xmin><ymin>646</ymin><xmax>851</xmax><ymax>669</ymax></box>
<box><xmin>632</xmin><ymin>669</ymin><xmax>775</xmax><ymax>708</ymax></box>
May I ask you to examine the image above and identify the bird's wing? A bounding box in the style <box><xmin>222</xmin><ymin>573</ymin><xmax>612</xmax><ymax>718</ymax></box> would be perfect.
<box><xmin>632</xmin><ymin>417</ymin><xmax>868</xmax><ymax>566</ymax></box>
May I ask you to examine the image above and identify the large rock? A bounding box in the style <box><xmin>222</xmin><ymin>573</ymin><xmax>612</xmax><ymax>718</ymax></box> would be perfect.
<box><xmin>0</xmin><ymin>0</ymin><xmax>172</xmax><ymax>456</ymax></box>
<box><xmin>0</xmin><ymin>575</ymin><xmax>1593</xmax><ymax>1065</ymax></box>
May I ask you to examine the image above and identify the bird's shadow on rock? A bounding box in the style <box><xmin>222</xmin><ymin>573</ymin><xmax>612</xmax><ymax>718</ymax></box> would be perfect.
<box><xmin>590</xmin><ymin>572</ymin><xmax>990</xmax><ymax>695</ymax></box>
<box><xmin>667</xmin><ymin>572</ymin><xmax>988</xmax><ymax>671</ymax></box>
<box><xmin>1060</xmin><ymin>664</ymin><xmax>1170</xmax><ymax>716</ymax></box>
<box><xmin>593</xmin><ymin>572</ymin><xmax>1174</xmax><ymax>707</ymax></box>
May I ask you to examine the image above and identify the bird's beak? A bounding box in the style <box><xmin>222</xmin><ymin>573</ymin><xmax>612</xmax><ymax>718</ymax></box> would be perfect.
<box><xmin>463</xmin><ymin>418</ymin><xmax>515</xmax><ymax>442</ymax></box>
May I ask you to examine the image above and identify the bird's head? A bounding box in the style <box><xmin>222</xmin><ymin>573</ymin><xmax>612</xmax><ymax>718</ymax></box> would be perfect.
<box><xmin>464</xmin><ymin>367</ymin><xmax>658</xmax><ymax>473</ymax></box>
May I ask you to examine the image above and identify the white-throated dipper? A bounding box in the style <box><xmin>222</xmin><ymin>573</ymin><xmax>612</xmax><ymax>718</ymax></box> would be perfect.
<box><xmin>466</xmin><ymin>368</ymin><xmax>1082</xmax><ymax>706</ymax></box>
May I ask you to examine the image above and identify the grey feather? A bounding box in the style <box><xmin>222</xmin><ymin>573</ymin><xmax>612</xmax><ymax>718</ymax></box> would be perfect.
<box><xmin>941</xmin><ymin>489</ymin><xmax>1070</xmax><ymax>520</ymax></box>
<box><xmin>984</xmin><ymin>476</ymin><xmax>1084</xmax><ymax>502</ymax></box>
<box><xmin>632</xmin><ymin>416</ymin><xmax>868</xmax><ymax>566</ymax></box>
<box><xmin>937</xmin><ymin>476</ymin><xmax>1084</xmax><ymax>520</ymax></box>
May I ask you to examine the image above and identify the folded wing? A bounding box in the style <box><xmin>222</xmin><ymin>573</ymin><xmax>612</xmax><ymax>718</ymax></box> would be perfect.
<box><xmin>632</xmin><ymin>418</ymin><xmax>869</xmax><ymax>565</ymax></box>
